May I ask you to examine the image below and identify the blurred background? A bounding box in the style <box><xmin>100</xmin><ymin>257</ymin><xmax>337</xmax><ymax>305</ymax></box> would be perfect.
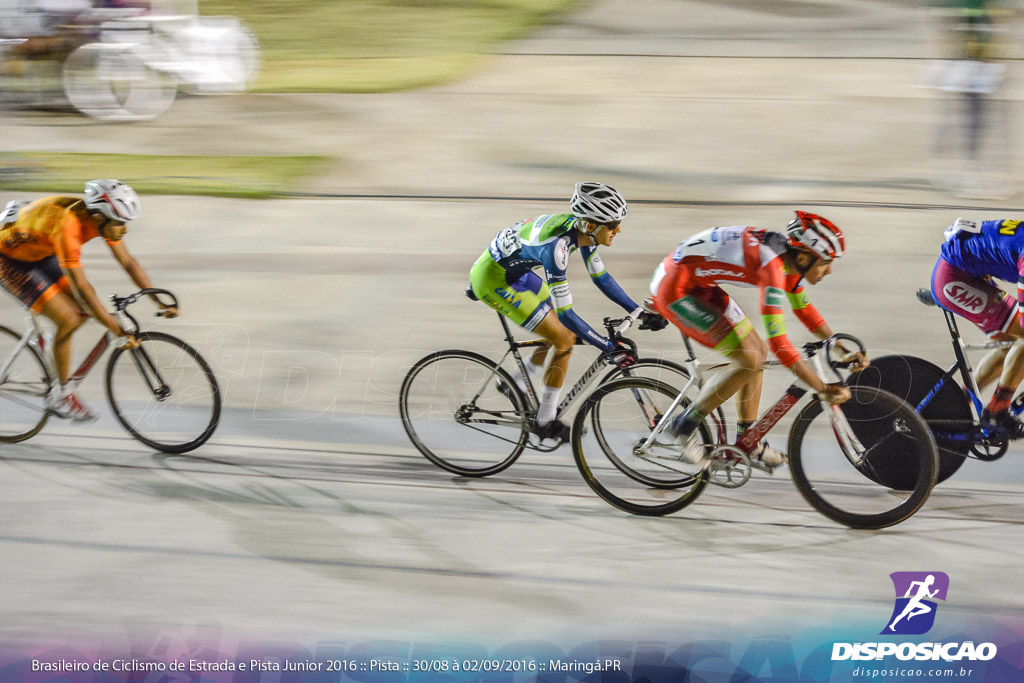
<box><xmin>3</xmin><ymin>0</ymin><xmax>1023</xmax><ymax>425</ymax></box>
<box><xmin>2</xmin><ymin>0</ymin><xmax>1024</xmax><ymax>651</ymax></box>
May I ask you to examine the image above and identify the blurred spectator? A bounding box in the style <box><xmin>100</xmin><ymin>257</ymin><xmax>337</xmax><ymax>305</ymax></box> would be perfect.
<box><xmin>926</xmin><ymin>0</ymin><xmax>1015</xmax><ymax>196</ymax></box>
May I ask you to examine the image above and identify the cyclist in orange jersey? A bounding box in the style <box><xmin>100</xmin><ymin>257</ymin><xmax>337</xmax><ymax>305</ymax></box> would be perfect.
<box><xmin>0</xmin><ymin>180</ymin><xmax>176</xmax><ymax>421</ymax></box>
<box><xmin>649</xmin><ymin>212</ymin><xmax>868</xmax><ymax>468</ymax></box>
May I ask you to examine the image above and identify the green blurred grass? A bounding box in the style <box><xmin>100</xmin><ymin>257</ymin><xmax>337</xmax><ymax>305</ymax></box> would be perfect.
<box><xmin>2</xmin><ymin>153</ymin><xmax>329</xmax><ymax>198</ymax></box>
<box><xmin>202</xmin><ymin>0</ymin><xmax>581</xmax><ymax>92</ymax></box>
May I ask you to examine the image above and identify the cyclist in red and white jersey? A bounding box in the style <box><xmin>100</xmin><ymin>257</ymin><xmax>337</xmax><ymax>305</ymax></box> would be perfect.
<box><xmin>649</xmin><ymin>211</ymin><xmax>867</xmax><ymax>467</ymax></box>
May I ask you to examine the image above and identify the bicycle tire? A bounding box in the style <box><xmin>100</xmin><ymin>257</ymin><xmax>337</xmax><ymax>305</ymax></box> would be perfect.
<box><xmin>572</xmin><ymin>377</ymin><xmax>710</xmax><ymax>516</ymax></box>
<box><xmin>603</xmin><ymin>358</ymin><xmax>728</xmax><ymax>443</ymax></box>
<box><xmin>788</xmin><ymin>385</ymin><xmax>938</xmax><ymax>529</ymax></box>
<box><xmin>62</xmin><ymin>43</ymin><xmax>177</xmax><ymax>122</ymax></box>
<box><xmin>0</xmin><ymin>324</ymin><xmax>51</xmax><ymax>443</ymax></box>
<box><xmin>400</xmin><ymin>350</ymin><xmax>529</xmax><ymax>477</ymax></box>
<box><xmin>105</xmin><ymin>331</ymin><xmax>221</xmax><ymax>453</ymax></box>
<box><xmin>845</xmin><ymin>354</ymin><xmax>969</xmax><ymax>486</ymax></box>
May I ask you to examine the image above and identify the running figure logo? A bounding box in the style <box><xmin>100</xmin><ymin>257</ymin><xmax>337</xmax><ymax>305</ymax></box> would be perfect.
<box><xmin>881</xmin><ymin>572</ymin><xmax>950</xmax><ymax>635</ymax></box>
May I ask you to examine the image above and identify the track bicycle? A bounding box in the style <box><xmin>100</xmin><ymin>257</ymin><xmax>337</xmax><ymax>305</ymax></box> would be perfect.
<box><xmin>0</xmin><ymin>288</ymin><xmax>220</xmax><ymax>453</ymax></box>
<box><xmin>847</xmin><ymin>288</ymin><xmax>1022</xmax><ymax>487</ymax></box>
<box><xmin>399</xmin><ymin>289</ymin><xmax>727</xmax><ymax>477</ymax></box>
<box><xmin>571</xmin><ymin>333</ymin><xmax>940</xmax><ymax>529</ymax></box>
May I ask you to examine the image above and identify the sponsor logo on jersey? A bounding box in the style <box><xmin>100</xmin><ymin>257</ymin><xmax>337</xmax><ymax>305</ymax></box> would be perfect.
<box><xmin>942</xmin><ymin>282</ymin><xmax>986</xmax><ymax>315</ymax></box>
<box><xmin>999</xmin><ymin>219</ymin><xmax>1021</xmax><ymax>235</ymax></box>
<box><xmin>554</xmin><ymin>240</ymin><xmax>569</xmax><ymax>271</ymax></box>
<box><xmin>668</xmin><ymin>297</ymin><xmax>717</xmax><ymax>332</ymax></box>
<box><xmin>764</xmin><ymin>286</ymin><xmax>785</xmax><ymax>309</ymax></box>
<box><xmin>696</xmin><ymin>267</ymin><xmax>744</xmax><ymax>279</ymax></box>
<box><xmin>494</xmin><ymin>286</ymin><xmax>522</xmax><ymax>309</ymax></box>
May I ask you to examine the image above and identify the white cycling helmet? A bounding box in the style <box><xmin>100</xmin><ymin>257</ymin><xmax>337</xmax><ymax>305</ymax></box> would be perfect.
<box><xmin>84</xmin><ymin>179</ymin><xmax>140</xmax><ymax>222</ymax></box>
<box><xmin>570</xmin><ymin>181</ymin><xmax>628</xmax><ymax>225</ymax></box>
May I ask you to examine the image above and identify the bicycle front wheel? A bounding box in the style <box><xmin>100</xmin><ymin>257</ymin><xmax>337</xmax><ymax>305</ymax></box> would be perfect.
<box><xmin>105</xmin><ymin>332</ymin><xmax>221</xmax><ymax>453</ymax></box>
<box><xmin>572</xmin><ymin>377</ymin><xmax>710</xmax><ymax>516</ymax></box>
<box><xmin>788</xmin><ymin>385</ymin><xmax>938</xmax><ymax>529</ymax></box>
<box><xmin>0</xmin><ymin>325</ymin><xmax>51</xmax><ymax>443</ymax></box>
<box><xmin>399</xmin><ymin>350</ymin><xmax>529</xmax><ymax>476</ymax></box>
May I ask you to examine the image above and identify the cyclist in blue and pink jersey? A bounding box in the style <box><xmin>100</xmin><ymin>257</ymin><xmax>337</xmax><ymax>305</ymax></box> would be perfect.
<box><xmin>469</xmin><ymin>181</ymin><xmax>664</xmax><ymax>441</ymax></box>
<box><xmin>649</xmin><ymin>212</ymin><xmax>865</xmax><ymax>468</ymax></box>
<box><xmin>932</xmin><ymin>217</ymin><xmax>1024</xmax><ymax>434</ymax></box>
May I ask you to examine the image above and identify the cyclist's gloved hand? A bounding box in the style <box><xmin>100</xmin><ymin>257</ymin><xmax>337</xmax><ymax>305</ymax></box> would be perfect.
<box><xmin>820</xmin><ymin>382</ymin><xmax>851</xmax><ymax>405</ymax></box>
<box><xmin>834</xmin><ymin>345</ymin><xmax>869</xmax><ymax>372</ymax></box>
<box><xmin>158</xmin><ymin>304</ymin><xmax>179</xmax><ymax>319</ymax></box>
<box><xmin>638</xmin><ymin>310</ymin><xmax>668</xmax><ymax>331</ymax></box>
<box><xmin>114</xmin><ymin>333</ymin><xmax>140</xmax><ymax>350</ymax></box>
<box><xmin>606</xmin><ymin>341</ymin><xmax>637</xmax><ymax>369</ymax></box>
<box><xmin>498</xmin><ymin>253</ymin><xmax>543</xmax><ymax>286</ymax></box>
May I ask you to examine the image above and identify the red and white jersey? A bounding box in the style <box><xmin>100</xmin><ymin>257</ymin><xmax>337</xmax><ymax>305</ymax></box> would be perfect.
<box><xmin>650</xmin><ymin>226</ymin><xmax>826</xmax><ymax>366</ymax></box>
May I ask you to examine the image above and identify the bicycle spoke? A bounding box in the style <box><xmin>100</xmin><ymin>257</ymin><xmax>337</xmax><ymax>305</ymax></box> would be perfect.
<box><xmin>573</xmin><ymin>377</ymin><xmax>709</xmax><ymax>516</ymax></box>
<box><xmin>400</xmin><ymin>351</ymin><xmax>529</xmax><ymax>477</ymax></box>
<box><xmin>106</xmin><ymin>332</ymin><xmax>220</xmax><ymax>453</ymax></box>
<box><xmin>0</xmin><ymin>325</ymin><xmax>51</xmax><ymax>442</ymax></box>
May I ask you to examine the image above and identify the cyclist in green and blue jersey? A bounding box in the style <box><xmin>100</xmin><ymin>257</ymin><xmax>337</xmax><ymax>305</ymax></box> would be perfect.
<box><xmin>468</xmin><ymin>182</ymin><xmax>663</xmax><ymax>441</ymax></box>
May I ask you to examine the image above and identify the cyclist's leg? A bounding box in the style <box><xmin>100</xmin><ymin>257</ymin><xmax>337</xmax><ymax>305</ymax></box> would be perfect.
<box><xmin>734</xmin><ymin>329</ymin><xmax>768</xmax><ymax>434</ymax></box>
<box><xmin>932</xmin><ymin>256</ymin><xmax>1021</xmax><ymax>406</ymax></box>
<box><xmin>37</xmin><ymin>289</ymin><xmax>87</xmax><ymax>383</ymax></box>
<box><xmin>531</xmin><ymin>309</ymin><xmax>576</xmax><ymax>426</ymax></box>
<box><xmin>469</xmin><ymin>252</ymin><xmax>564</xmax><ymax>426</ymax></box>
<box><xmin>0</xmin><ymin>254</ymin><xmax>84</xmax><ymax>382</ymax></box>
<box><xmin>653</xmin><ymin>284</ymin><xmax>761</xmax><ymax>427</ymax></box>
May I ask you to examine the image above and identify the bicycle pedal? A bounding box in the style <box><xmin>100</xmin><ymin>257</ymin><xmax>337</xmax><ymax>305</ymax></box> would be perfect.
<box><xmin>748</xmin><ymin>459</ymin><xmax>776</xmax><ymax>475</ymax></box>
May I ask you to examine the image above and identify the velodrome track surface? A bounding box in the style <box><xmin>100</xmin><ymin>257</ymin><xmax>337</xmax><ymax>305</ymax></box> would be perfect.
<box><xmin>1</xmin><ymin>0</ymin><xmax>1023</xmax><ymax>648</ymax></box>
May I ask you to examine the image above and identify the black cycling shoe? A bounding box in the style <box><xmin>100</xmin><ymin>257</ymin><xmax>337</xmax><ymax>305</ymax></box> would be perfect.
<box><xmin>980</xmin><ymin>409</ymin><xmax>1024</xmax><ymax>440</ymax></box>
<box><xmin>532</xmin><ymin>419</ymin><xmax>570</xmax><ymax>443</ymax></box>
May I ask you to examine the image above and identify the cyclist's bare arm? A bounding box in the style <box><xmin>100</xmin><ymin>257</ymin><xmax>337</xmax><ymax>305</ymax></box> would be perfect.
<box><xmin>108</xmin><ymin>241</ymin><xmax>178</xmax><ymax>318</ymax></box>
<box><xmin>64</xmin><ymin>266</ymin><xmax>134</xmax><ymax>341</ymax></box>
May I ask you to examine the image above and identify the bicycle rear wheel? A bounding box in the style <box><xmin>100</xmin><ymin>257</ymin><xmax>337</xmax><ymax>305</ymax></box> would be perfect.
<box><xmin>399</xmin><ymin>350</ymin><xmax>529</xmax><ymax>476</ymax></box>
<box><xmin>63</xmin><ymin>43</ymin><xmax>178</xmax><ymax>121</ymax></box>
<box><xmin>603</xmin><ymin>358</ymin><xmax>727</xmax><ymax>443</ymax></box>
<box><xmin>105</xmin><ymin>332</ymin><xmax>221</xmax><ymax>453</ymax></box>
<box><xmin>845</xmin><ymin>354</ymin><xmax>969</xmax><ymax>485</ymax></box>
<box><xmin>788</xmin><ymin>385</ymin><xmax>938</xmax><ymax>529</ymax></box>
<box><xmin>0</xmin><ymin>325</ymin><xmax>51</xmax><ymax>442</ymax></box>
<box><xmin>572</xmin><ymin>377</ymin><xmax>710</xmax><ymax>516</ymax></box>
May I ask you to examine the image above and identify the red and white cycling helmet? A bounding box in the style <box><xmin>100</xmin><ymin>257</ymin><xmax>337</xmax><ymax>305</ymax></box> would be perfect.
<box><xmin>785</xmin><ymin>211</ymin><xmax>845</xmax><ymax>260</ymax></box>
<box><xmin>84</xmin><ymin>179</ymin><xmax>140</xmax><ymax>222</ymax></box>
<box><xmin>571</xmin><ymin>181</ymin><xmax>628</xmax><ymax>225</ymax></box>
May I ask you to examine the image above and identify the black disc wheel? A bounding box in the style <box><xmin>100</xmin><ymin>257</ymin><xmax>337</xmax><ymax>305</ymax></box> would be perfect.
<box><xmin>846</xmin><ymin>354</ymin><xmax>969</xmax><ymax>486</ymax></box>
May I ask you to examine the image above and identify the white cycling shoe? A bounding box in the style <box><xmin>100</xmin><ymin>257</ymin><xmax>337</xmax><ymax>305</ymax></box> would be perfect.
<box><xmin>45</xmin><ymin>383</ymin><xmax>99</xmax><ymax>422</ymax></box>
<box><xmin>750</xmin><ymin>442</ymin><xmax>787</xmax><ymax>468</ymax></box>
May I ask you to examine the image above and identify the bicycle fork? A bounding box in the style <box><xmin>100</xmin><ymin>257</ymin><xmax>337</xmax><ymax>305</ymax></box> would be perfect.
<box><xmin>810</xmin><ymin>352</ymin><xmax>868</xmax><ymax>466</ymax></box>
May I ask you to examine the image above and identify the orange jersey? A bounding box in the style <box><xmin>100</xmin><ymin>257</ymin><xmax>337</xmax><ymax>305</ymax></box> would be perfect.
<box><xmin>0</xmin><ymin>195</ymin><xmax>121</xmax><ymax>269</ymax></box>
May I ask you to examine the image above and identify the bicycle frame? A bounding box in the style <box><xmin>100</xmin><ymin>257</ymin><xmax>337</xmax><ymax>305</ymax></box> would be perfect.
<box><xmin>490</xmin><ymin>309</ymin><xmax>712</xmax><ymax>428</ymax></box>
<box><xmin>1</xmin><ymin>289</ymin><xmax>175</xmax><ymax>403</ymax></box>
<box><xmin>635</xmin><ymin>335</ymin><xmax>868</xmax><ymax>468</ymax></box>
<box><xmin>915</xmin><ymin>306</ymin><xmax>1017</xmax><ymax>424</ymax></box>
